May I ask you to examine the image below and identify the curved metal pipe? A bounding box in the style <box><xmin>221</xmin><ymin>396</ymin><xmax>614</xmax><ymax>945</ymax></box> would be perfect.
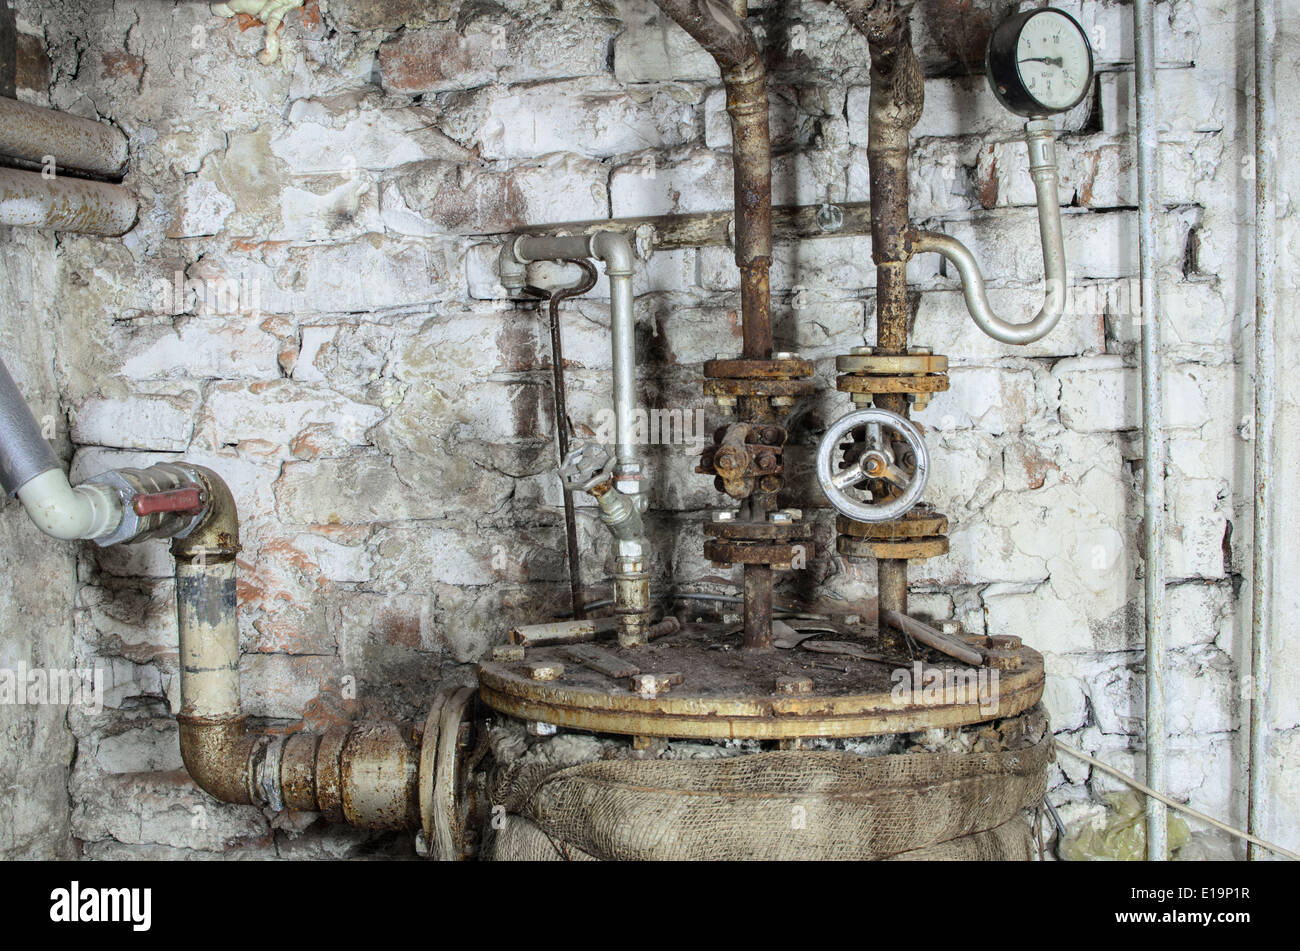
<box><xmin>172</xmin><ymin>466</ymin><xmax>419</xmax><ymax>829</ymax></box>
<box><xmin>653</xmin><ymin>0</ymin><xmax>772</xmax><ymax>359</ymax></box>
<box><xmin>0</xmin><ymin>353</ymin><xmax>123</xmax><ymax>539</ymax></box>
<box><xmin>912</xmin><ymin>121</ymin><xmax>1066</xmax><ymax>346</ymax></box>
<box><xmin>501</xmin><ymin>231</ymin><xmax>640</xmax><ymax>489</ymax></box>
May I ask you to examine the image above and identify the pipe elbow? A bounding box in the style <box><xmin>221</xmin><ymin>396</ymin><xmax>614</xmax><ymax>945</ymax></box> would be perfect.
<box><xmin>16</xmin><ymin>469</ymin><xmax>122</xmax><ymax>541</ymax></box>
<box><xmin>177</xmin><ymin>715</ymin><xmax>256</xmax><ymax>805</ymax></box>
<box><xmin>171</xmin><ymin>465</ymin><xmax>240</xmax><ymax>561</ymax></box>
<box><xmin>498</xmin><ymin>236</ymin><xmax>527</xmax><ymax>293</ymax></box>
<box><xmin>589</xmin><ymin>231</ymin><xmax>633</xmax><ymax>277</ymax></box>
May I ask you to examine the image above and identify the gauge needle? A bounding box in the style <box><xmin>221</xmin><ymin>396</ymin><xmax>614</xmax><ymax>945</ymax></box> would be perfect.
<box><xmin>1022</xmin><ymin>56</ymin><xmax>1064</xmax><ymax>67</ymax></box>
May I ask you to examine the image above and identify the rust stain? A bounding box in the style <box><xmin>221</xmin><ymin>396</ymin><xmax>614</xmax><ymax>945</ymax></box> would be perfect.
<box><xmin>1020</xmin><ymin>449</ymin><xmax>1060</xmax><ymax>490</ymax></box>
<box><xmin>100</xmin><ymin>49</ymin><xmax>144</xmax><ymax>79</ymax></box>
<box><xmin>977</xmin><ymin>148</ymin><xmax>999</xmax><ymax>209</ymax></box>
<box><xmin>1078</xmin><ymin>150</ymin><xmax>1101</xmax><ymax>207</ymax></box>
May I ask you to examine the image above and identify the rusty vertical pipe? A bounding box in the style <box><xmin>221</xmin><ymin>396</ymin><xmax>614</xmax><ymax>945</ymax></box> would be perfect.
<box><xmin>743</xmin><ymin>563</ymin><xmax>774</xmax><ymax>649</ymax></box>
<box><xmin>656</xmin><ymin>0</ymin><xmax>776</xmax><ymax>650</ymax></box>
<box><xmin>832</xmin><ymin>1</ymin><xmax>923</xmax><ymax>642</ymax></box>
<box><xmin>654</xmin><ymin>0</ymin><xmax>771</xmax><ymax>360</ymax></box>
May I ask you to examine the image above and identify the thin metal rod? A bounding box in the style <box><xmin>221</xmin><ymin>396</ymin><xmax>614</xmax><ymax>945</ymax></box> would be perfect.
<box><xmin>1248</xmin><ymin>0</ymin><xmax>1277</xmax><ymax>862</ymax></box>
<box><xmin>1134</xmin><ymin>0</ymin><xmax>1168</xmax><ymax>862</ymax></box>
<box><xmin>536</xmin><ymin>260</ymin><xmax>599</xmax><ymax>620</ymax></box>
<box><xmin>879</xmin><ymin>609</ymin><xmax>984</xmax><ymax>666</ymax></box>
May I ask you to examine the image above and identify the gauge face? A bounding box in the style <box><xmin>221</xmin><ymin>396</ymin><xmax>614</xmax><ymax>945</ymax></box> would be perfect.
<box><xmin>987</xmin><ymin>8</ymin><xmax>1095</xmax><ymax>118</ymax></box>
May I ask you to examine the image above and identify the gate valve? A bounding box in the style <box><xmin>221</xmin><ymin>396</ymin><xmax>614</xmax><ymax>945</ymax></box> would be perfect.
<box><xmin>816</xmin><ymin>408</ymin><xmax>929</xmax><ymax>523</ymax></box>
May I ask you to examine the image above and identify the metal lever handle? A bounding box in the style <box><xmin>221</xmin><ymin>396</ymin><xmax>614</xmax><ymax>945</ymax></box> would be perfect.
<box><xmin>132</xmin><ymin>485</ymin><xmax>205</xmax><ymax>517</ymax></box>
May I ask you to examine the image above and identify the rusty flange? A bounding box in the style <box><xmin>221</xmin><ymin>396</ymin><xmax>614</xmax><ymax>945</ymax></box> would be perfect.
<box><xmin>418</xmin><ymin>685</ymin><xmax>478</xmax><ymax>861</ymax></box>
<box><xmin>835</xmin><ymin>352</ymin><xmax>948</xmax><ymax>375</ymax></box>
<box><xmin>704</xmin><ymin>538</ymin><xmax>812</xmax><ymax>569</ymax></box>
<box><xmin>836</xmin><ymin>510</ymin><xmax>949</xmax><ymax>539</ymax></box>
<box><xmin>838</xmin><ymin>534</ymin><xmax>949</xmax><ymax>560</ymax></box>
<box><xmin>704</xmin><ymin>378</ymin><xmax>817</xmax><ymax>399</ymax></box>
<box><xmin>836</xmin><ymin>374</ymin><xmax>950</xmax><ymax>395</ymax></box>
<box><xmin>836</xmin><ymin>347</ymin><xmax>949</xmax><ymax>410</ymax></box>
<box><xmin>705</xmin><ymin>518</ymin><xmax>812</xmax><ymax>542</ymax></box>
<box><xmin>704</xmin><ymin>357</ymin><xmax>814</xmax><ymax>379</ymax></box>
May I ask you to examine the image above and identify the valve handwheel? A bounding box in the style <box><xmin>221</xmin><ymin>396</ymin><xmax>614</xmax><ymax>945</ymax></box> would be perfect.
<box><xmin>816</xmin><ymin>408</ymin><xmax>929</xmax><ymax>523</ymax></box>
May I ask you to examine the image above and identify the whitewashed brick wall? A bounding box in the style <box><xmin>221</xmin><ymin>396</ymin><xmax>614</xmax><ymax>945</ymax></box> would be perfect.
<box><xmin>0</xmin><ymin>0</ymin><xmax>1293</xmax><ymax>858</ymax></box>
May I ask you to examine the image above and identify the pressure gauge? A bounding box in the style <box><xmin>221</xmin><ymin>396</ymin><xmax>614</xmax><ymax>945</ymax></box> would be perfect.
<box><xmin>986</xmin><ymin>8</ymin><xmax>1094</xmax><ymax>118</ymax></box>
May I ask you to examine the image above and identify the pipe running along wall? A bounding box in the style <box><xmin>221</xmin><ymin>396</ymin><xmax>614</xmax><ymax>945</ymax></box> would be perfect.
<box><xmin>827</xmin><ymin>0</ymin><xmax>924</xmax><ymax>639</ymax></box>
<box><xmin>1248</xmin><ymin>0</ymin><xmax>1277</xmax><ymax>862</ymax></box>
<box><xmin>0</xmin><ymin>97</ymin><xmax>129</xmax><ymax>178</ymax></box>
<box><xmin>0</xmin><ymin>374</ymin><xmax>422</xmax><ymax>824</ymax></box>
<box><xmin>499</xmin><ymin>230</ymin><xmax>653</xmax><ymax>645</ymax></box>
<box><xmin>653</xmin><ymin>0</ymin><xmax>772</xmax><ymax>359</ymax></box>
<box><xmin>1133</xmin><ymin>0</ymin><xmax>1168</xmax><ymax>862</ymax></box>
<box><xmin>912</xmin><ymin>121</ymin><xmax>1066</xmax><ymax>345</ymax></box>
<box><xmin>173</xmin><ymin>467</ymin><xmax>420</xmax><ymax>828</ymax></box>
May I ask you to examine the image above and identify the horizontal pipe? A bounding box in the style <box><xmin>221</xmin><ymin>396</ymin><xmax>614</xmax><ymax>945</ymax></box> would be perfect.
<box><xmin>512</xmin><ymin>201</ymin><xmax>873</xmax><ymax>249</ymax></box>
<box><xmin>0</xmin><ymin>165</ymin><xmax>136</xmax><ymax>235</ymax></box>
<box><xmin>912</xmin><ymin>121</ymin><xmax>1066</xmax><ymax>346</ymax></box>
<box><xmin>0</xmin><ymin>97</ymin><xmax>129</xmax><ymax>178</ymax></box>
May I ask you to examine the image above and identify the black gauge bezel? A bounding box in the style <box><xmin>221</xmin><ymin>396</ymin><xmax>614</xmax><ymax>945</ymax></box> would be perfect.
<box><xmin>986</xmin><ymin>7</ymin><xmax>1095</xmax><ymax>118</ymax></box>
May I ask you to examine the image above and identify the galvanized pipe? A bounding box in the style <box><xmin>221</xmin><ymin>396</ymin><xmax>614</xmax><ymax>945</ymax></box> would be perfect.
<box><xmin>653</xmin><ymin>0</ymin><xmax>772</xmax><ymax>360</ymax></box>
<box><xmin>1248</xmin><ymin>0</ymin><xmax>1277</xmax><ymax>862</ymax></box>
<box><xmin>0</xmin><ymin>165</ymin><xmax>135</xmax><ymax>235</ymax></box>
<box><xmin>1134</xmin><ymin>0</ymin><xmax>1168</xmax><ymax>862</ymax></box>
<box><xmin>0</xmin><ymin>97</ymin><xmax>128</xmax><ymax>178</ymax></box>
<box><xmin>501</xmin><ymin>231</ymin><xmax>641</xmax><ymax>491</ymax></box>
<box><xmin>912</xmin><ymin>121</ymin><xmax>1067</xmax><ymax>345</ymax></box>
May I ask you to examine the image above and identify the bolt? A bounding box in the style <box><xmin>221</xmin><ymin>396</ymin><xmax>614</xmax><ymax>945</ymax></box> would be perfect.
<box><xmin>850</xmin><ymin>346</ymin><xmax>873</xmax><ymax>356</ymax></box>
<box><xmin>525</xmin><ymin>661</ymin><xmax>564</xmax><ymax>681</ymax></box>
<box><xmin>775</xmin><ymin>676</ymin><xmax>814</xmax><ymax>695</ymax></box>
<box><xmin>772</xmin><ymin>351</ymin><xmax>799</xmax><ymax>361</ymax></box>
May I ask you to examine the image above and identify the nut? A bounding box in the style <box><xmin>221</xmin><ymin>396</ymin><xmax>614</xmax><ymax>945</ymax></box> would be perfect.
<box><xmin>491</xmin><ymin>645</ymin><xmax>526</xmax><ymax>662</ymax></box>
<box><xmin>775</xmin><ymin>676</ymin><xmax>814</xmax><ymax>695</ymax></box>
<box><xmin>525</xmin><ymin>661</ymin><xmax>564</xmax><ymax>681</ymax></box>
